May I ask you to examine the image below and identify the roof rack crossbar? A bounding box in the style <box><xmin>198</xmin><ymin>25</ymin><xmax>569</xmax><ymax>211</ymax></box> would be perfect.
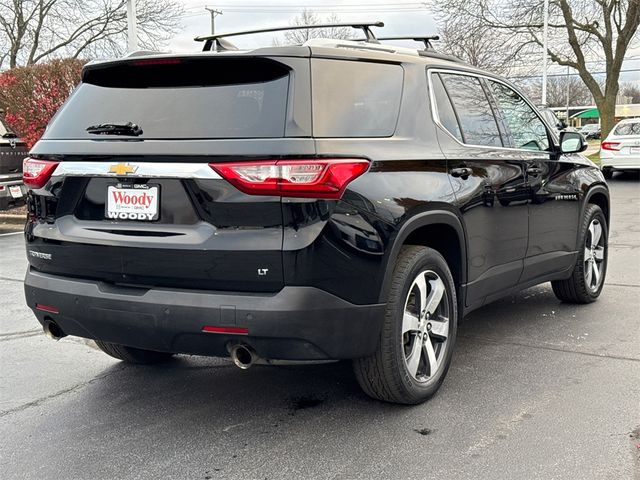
<box><xmin>195</xmin><ymin>21</ymin><xmax>384</xmax><ymax>51</ymax></box>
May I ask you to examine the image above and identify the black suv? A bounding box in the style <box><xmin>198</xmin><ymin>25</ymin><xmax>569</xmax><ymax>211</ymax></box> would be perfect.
<box><xmin>23</xmin><ymin>26</ymin><xmax>610</xmax><ymax>404</ymax></box>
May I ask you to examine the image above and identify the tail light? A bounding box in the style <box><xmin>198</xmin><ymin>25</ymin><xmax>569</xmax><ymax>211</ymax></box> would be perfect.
<box><xmin>23</xmin><ymin>158</ymin><xmax>59</xmax><ymax>189</ymax></box>
<box><xmin>210</xmin><ymin>159</ymin><xmax>369</xmax><ymax>199</ymax></box>
<box><xmin>601</xmin><ymin>141</ymin><xmax>621</xmax><ymax>151</ymax></box>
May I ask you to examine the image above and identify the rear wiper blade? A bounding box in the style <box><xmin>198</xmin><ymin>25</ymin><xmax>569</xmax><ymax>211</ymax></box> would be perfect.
<box><xmin>86</xmin><ymin>122</ymin><xmax>143</xmax><ymax>136</ymax></box>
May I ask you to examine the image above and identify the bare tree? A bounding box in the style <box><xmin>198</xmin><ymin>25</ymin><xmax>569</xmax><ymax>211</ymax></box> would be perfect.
<box><xmin>429</xmin><ymin>0</ymin><xmax>640</xmax><ymax>137</ymax></box>
<box><xmin>519</xmin><ymin>74</ymin><xmax>595</xmax><ymax>107</ymax></box>
<box><xmin>274</xmin><ymin>10</ymin><xmax>352</xmax><ymax>46</ymax></box>
<box><xmin>437</xmin><ymin>16</ymin><xmax>531</xmax><ymax>76</ymax></box>
<box><xmin>619</xmin><ymin>82</ymin><xmax>640</xmax><ymax>103</ymax></box>
<box><xmin>0</xmin><ymin>0</ymin><xmax>183</xmax><ymax>69</ymax></box>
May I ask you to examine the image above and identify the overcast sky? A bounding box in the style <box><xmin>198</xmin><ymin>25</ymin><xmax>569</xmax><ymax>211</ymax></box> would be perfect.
<box><xmin>168</xmin><ymin>1</ymin><xmax>438</xmax><ymax>51</ymax></box>
<box><xmin>163</xmin><ymin>0</ymin><xmax>639</xmax><ymax>83</ymax></box>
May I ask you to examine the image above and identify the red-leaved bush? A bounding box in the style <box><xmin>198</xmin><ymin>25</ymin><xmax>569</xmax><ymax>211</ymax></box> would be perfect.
<box><xmin>0</xmin><ymin>59</ymin><xmax>85</xmax><ymax>148</ymax></box>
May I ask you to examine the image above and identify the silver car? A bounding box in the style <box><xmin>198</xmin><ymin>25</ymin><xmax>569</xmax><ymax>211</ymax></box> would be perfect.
<box><xmin>600</xmin><ymin>118</ymin><xmax>640</xmax><ymax>179</ymax></box>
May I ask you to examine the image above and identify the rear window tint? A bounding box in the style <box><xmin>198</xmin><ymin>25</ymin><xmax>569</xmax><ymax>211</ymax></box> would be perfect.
<box><xmin>431</xmin><ymin>73</ymin><xmax>463</xmax><ymax>142</ymax></box>
<box><xmin>614</xmin><ymin>122</ymin><xmax>640</xmax><ymax>136</ymax></box>
<box><xmin>43</xmin><ymin>59</ymin><xmax>290</xmax><ymax>140</ymax></box>
<box><xmin>312</xmin><ymin>59</ymin><xmax>403</xmax><ymax>137</ymax></box>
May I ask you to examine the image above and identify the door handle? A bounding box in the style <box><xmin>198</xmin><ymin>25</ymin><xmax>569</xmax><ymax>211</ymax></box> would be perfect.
<box><xmin>451</xmin><ymin>167</ymin><xmax>472</xmax><ymax>179</ymax></box>
<box><xmin>527</xmin><ymin>166</ymin><xmax>543</xmax><ymax>176</ymax></box>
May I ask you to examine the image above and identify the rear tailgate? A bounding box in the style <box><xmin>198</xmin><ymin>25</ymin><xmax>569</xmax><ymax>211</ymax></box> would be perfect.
<box><xmin>0</xmin><ymin>139</ymin><xmax>28</xmax><ymax>177</ymax></box>
<box><xmin>25</xmin><ymin>54</ymin><xmax>314</xmax><ymax>293</ymax></box>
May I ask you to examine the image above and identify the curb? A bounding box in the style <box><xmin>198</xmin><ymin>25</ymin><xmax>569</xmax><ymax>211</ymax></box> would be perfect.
<box><xmin>0</xmin><ymin>214</ymin><xmax>26</xmax><ymax>225</ymax></box>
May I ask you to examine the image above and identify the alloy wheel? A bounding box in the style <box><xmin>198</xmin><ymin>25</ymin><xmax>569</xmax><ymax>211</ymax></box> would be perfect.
<box><xmin>584</xmin><ymin>218</ymin><xmax>605</xmax><ymax>291</ymax></box>
<box><xmin>402</xmin><ymin>270</ymin><xmax>450</xmax><ymax>382</ymax></box>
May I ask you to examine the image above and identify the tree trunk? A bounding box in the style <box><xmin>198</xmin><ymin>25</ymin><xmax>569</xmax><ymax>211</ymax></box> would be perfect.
<box><xmin>596</xmin><ymin>95</ymin><xmax>617</xmax><ymax>139</ymax></box>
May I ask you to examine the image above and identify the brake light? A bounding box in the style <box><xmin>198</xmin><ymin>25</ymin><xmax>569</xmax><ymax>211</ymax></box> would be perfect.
<box><xmin>23</xmin><ymin>158</ymin><xmax>59</xmax><ymax>189</ymax></box>
<box><xmin>210</xmin><ymin>159</ymin><xmax>369</xmax><ymax>199</ymax></box>
<box><xmin>601</xmin><ymin>141</ymin><xmax>621</xmax><ymax>151</ymax></box>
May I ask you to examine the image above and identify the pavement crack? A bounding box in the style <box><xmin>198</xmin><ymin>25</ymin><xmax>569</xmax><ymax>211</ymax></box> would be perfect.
<box><xmin>0</xmin><ymin>329</ymin><xmax>41</xmax><ymax>342</ymax></box>
<box><xmin>459</xmin><ymin>334</ymin><xmax>640</xmax><ymax>363</ymax></box>
<box><xmin>0</xmin><ymin>365</ymin><xmax>129</xmax><ymax>419</ymax></box>
<box><xmin>0</xmin><ymin>275</ymin><xmax>23</xmax><ymax>283</ymax></box>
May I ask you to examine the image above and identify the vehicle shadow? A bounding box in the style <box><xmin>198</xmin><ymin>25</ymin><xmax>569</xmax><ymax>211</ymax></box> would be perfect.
<box><xmin>59</xmin><ymin>285</ymin><xmax>574</xmax><ymax>423</ymax></box>
<box><xmin>608</xmin><ymin>170</ymin><xmax>640</xmax><ymax>182</ymax></box>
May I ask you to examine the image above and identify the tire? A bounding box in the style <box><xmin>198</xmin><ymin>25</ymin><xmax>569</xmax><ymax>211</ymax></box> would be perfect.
<box><xmin>602</xmin><ymin>168</ymin><xmax>613</xmax><ymax>180</ymax></box>
<box><xmin>552</xmin><ymin>204</ymin><xmax>608</xmax><ymax>303</ymax></box>
<box><xmin>95</xmin><ymin>340</ymin><xmax>174</xmax><ymax>364</ymax></box>
<box><xmin>353</xmin><ymin>246</ymin><xmax>458</xmax><ymax>404</ymax></box>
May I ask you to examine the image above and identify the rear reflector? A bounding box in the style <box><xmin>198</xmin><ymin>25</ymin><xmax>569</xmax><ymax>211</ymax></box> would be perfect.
<box><xmin>202</xmin><ymin>326</ymin><xmax>249</xmax><ymax>335</ymax></box>
<box><xmin>23</xmin><ymin>158</ymin><xmax>59</xmax><ymax>189</ymax></box>
<box><xmin>210</xmin><ymin>159</ymin><xmax>369</xmax><ymax>199</ymax></box>
<box><xmin>601</xmin><ymin>141</ymin><xmax>621</xmax><ymax>151</ymax></box>
<box><xmin>36</xmin><ymin>304</ymin><xmax>59</xmax><ymax>314</ymax></box>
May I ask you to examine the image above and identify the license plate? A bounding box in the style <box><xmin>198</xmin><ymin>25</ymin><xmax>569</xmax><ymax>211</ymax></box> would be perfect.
<box><xmin>630</xmin><ymin>146</ymin><xmax>640</xmax><ymax>154</ymax></box>
<box><xmin>9</xmin><ymin>185</ymin><xmax>23</xmax><ymax>199</ymax></box>
<box><xmin>106</xmin><ymin>184</ymin><xmax>159</xmax><ymax>221</ymax></box>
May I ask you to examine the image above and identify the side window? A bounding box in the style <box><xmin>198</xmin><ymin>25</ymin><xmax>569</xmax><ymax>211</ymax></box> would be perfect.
<box><xmin>488</xmin><ymin>80</ymin><xmax>550</xmax><ymax>151</ymax></box>
<box><xmin>440</xmin><ymin>73</ymin><xmax>503</xmax><ymax>147</ymax></box>
<box><xmin>431</xmin><ymin>73</ymin><xmax>463</xmax><ymax>142</ymax></box>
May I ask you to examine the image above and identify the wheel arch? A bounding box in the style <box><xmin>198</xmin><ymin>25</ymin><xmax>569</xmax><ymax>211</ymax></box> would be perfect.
<box><xmin>583</xmin><ymin>184</ymin><xmax>610</xmax><ymax>226</ymax></box>
<box><xmin>378</xmin><ymin>210</ymin><xmax>467</xmax><ymax>304</ymax></box>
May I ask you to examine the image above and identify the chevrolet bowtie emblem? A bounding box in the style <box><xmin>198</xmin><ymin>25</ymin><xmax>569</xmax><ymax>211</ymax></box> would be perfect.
<box><xmin>109</xmin><ymin>163</ymin><xmax>138</xmax><ymax>175</ymax></box>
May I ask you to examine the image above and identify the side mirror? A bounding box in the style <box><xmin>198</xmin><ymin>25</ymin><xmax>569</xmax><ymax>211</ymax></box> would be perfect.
<box><xmin>559</xmin><ymin>131</ymin><xmax>587</xmax><ymax>154</ymax></box>
<box><xmin>557</xmin><ymin>120</ymin><xmax>567</xmax><ymax>130</ymax></box>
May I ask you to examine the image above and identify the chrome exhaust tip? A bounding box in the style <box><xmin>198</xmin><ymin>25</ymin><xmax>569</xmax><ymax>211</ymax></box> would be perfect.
<box><xmin>229</xmin><ymin>344</ymin><xmax>256</xmax><ymax>370</ymax></box>
<box><xmin>43</xmin><ymin>319</ymin><xmax>65</xmax><ymax>341</ymax></box>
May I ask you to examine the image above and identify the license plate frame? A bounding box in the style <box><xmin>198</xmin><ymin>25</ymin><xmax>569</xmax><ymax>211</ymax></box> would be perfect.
<box><xmin>105</xmin><ymin>183</ymin><xmax>160</xmax><ymax>221</ymax></box>
<box><xmin>9</xmin><ymin>185</ymin><xmax>23</xmax><ymax>199</ymax></box>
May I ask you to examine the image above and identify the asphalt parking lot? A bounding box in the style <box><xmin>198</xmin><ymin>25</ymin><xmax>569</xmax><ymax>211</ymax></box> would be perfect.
<box><xmin>1</xmin><ymin>174</ymin><xmax>639</xmax><ymax>480</ymax></box>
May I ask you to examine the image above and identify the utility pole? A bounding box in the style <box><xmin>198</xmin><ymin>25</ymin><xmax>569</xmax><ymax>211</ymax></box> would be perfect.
<box><xmin>127</xmin><ymin>0</ymin><xmax>139</xmax><ymax>52</ymax></box>
<box><xmin>565</xmin><ymin>65</ymin><xmax>570</xmax><ymax>126</ymax></box>
<box><xmin>541</xmin><ymin>0</ymin><xmax>549</xmax><ymax>105</ymax></box>
<box><xmin>205</xmin><ymin>6</ymin><xmax>223</xmax><ymax>35</ymax></box>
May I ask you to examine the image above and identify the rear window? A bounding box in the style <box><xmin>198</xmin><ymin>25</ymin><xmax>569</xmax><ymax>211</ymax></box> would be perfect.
<box><xmin>311</xmin><ymin>59</ymin><xmax>403</xmax><ymax>137</ymax></box>
<box><xmin>440</xmin><ymin>73</ymin><xmax>503</xmax><ymax>147</ymax></box>
<box><xmin>613</xmin><ymin>122</ymin><xmax>640</xmax><ymax>136</ymax></box>
<box><xmin>43</xmin><ymin>58</ymin><xmax>290</xmax><ymax>140</ymax></box>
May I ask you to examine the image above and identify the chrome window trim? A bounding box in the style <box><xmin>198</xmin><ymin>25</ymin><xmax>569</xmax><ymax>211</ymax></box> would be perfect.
<box><xmin>51</xmin><ymin>161</ymin><xmax>222</xmax><ymax>179</ymax></box>
<box><xmin>427</xmin><ymin>67</ymin><xmax>557</xmax><ymax>155</ymax></box>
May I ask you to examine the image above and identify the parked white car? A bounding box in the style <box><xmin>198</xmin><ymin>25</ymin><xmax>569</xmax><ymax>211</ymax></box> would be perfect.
<box><xmin>600</xmin><ymin>118</ymin><xmax>640</xmax><ymax>179</ymax></box>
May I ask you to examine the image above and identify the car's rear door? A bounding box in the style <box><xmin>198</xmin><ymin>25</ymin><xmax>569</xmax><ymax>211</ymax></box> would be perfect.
<box><xmin>429</xmin><ymin>70</ymin><xmax>529</xmax><ymax>307</ymax></box>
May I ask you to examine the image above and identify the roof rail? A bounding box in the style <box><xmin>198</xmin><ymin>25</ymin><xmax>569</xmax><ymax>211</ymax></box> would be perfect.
<box><xmin>195</xmin><ymin>21</ymin><xmax>384</xmax><ymax>52</ymax></box>
<box><xmin>363</xmin><ymin>36</ymin><xmax>441</xmax><ymax>50</ymax></box>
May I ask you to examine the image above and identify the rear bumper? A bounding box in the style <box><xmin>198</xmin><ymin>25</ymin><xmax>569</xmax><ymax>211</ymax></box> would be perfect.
<box><xmin>24</xmin><ymin>268</ymin><xmax>385</xmax><ymax>360</ymax></box>
<box><xmin>600</xmin><ymin>154</ymin><xmax>640</xmax><ymax>170</ymax></box>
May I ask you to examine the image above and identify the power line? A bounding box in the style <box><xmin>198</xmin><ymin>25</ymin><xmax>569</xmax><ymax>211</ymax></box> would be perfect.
<box><xmin>185</xmin><ymin>2</ymin><xmax>426</xmax><ymax>9</ymax></box>
<box><xmin>508</xmin><ymin>68</ymin><xmax>640</xmax><ymax>79</ymax></box>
